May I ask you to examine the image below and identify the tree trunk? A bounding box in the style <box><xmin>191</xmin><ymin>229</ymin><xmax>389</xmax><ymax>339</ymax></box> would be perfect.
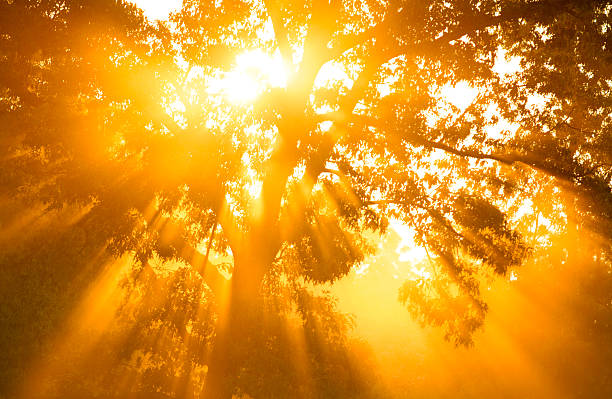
<box><xmin>203</xmin><ymin>159</ymin><xmax>285</xmax><ymax>398</ymax></box>
<box><xmin>202</xmin><ymin>311</ymin><xmax>234</xmax><ymax>399</ymax></box>
<box><xmin>202</xmin><ymin>250</ymin><xmax>268</xmax><ymax>399</ymax></box>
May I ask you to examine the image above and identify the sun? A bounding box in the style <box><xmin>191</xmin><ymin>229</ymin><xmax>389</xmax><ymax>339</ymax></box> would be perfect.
<box><xmin>129</xmin><ymin>1</ymin><xmax>287</xmax><ymax>104</ymax></box>
<box><xmin>210</xmin><ymin>50</ymin><xmax>287</xmax><ymax>104</ymax></box>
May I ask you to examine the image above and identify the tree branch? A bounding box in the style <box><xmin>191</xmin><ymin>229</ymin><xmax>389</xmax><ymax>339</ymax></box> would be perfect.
<box><xmin>263</xmin><ymin>0</ymin><xmax>292</xmax><ymax>68</ymax></box>
<box><xmin>214</xmin><ymin>198</ymin><xmax>244</xmax><ymax>258</ymax></box>
<box><xmin>414</xmin><ymin>136</ymin><xmax>516</xmax><ymax>166</ymax></box>
<box><xmin>154</xmin><ymin>215</ymin><xmax>230</xmax><ymax>295</ymax></box>
<box><xmin>327</xmin><ymin>24</ymin><xmax>382</xmax><ymax>61</ymax></box>
<box><xmin>203</xmin><ymin>217</ymin><xmax>218</xmax><ymax>267</ymax></box>
<box><xmin>412</xmin><ymin>134</ymin><xmax>576</xmax><ymax>182</ymax></box>
<box><xmin>272</xmin><ymin>0</ymin><xmax>576</xmax><ymax>263</ymax></box>
<box><xmin>184</xmin><ymin>244</ymin><xmax>231</xmax><ymax>296</ymax></box>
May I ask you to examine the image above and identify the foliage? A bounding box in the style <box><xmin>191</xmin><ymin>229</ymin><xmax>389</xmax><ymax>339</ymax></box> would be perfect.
<box><xmin>1</xmin><ymin>0</ymin><xmax>611</xmax><ymax>398</ymax></box>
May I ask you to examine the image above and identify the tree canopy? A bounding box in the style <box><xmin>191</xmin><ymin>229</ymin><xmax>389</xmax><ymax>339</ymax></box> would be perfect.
<box><xmin>1</xmin><ymin>0</ymin><xmax>611</xmax><ymax>398</ymax></box>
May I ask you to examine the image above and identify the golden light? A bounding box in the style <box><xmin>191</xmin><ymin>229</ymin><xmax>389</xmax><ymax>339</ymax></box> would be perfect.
<box><xmin>129</xmin><ymin>0</ymin><xmax>182</xmax><ymax>20</ymax></box>
<box><xmin>5</xmin><ymin>0</ymin><xmax>607</xmax><ymax>398</ymax></box>
<box><xmin>392</xmin><ymin>221</ymin><xmax>428</xmax><ymax>266</ymax></box>
<box><xmin>493</xmin><ymin>48</ymin><xmax>522</xmax><ymax>77</ymax></box>
<box><xmin>440</xmin><ymin>81</ymin><xmax>479</xmax><ymax>111</ymax></box>
<box><xmin>208</xmin><ymin>50</ymin><xmax>287</xmax><ymax>104</ymax></box>
<box><xmin>17</xmin><ymin>255</ymin><xmax>132</xmax><ymax>398</ymax></box>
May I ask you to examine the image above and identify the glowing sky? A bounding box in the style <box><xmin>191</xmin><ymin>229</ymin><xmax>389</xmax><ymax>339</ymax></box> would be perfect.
<box><xmin>130</xmin><ymin>0</ymin><xmax>182</xmax><ymax>20</ymax></box>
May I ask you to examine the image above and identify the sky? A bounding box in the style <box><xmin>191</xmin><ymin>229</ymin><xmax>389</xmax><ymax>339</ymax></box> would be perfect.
<box><xmin>130</xmin><ymin>0</ymin><xmax>182</xmax><ymax>20</ymax></box>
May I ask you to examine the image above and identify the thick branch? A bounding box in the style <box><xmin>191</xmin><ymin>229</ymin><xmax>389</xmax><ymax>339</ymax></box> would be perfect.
<box><xmin>215</xmin><ymin>199</ymin><xmax>243</xmax><ymax>257</ymax></box>
<box><xmin>290</xmin><ymin>0</ymin><xmax>342</xmax><ymax>101</ymax></box>
<box><xmin>155</xmin><ymin>216</ymin><xmax>230</xmax><ymax>295</ymax></box>
<box><xmin>415</xmin><ymin>137</ymin><xmax>516</xmax><ymax>166</ymax></box>
<box><xmin>254</xmin><ymin>2</ymin><xmax>345</xmax><ymax>263</ymax></box>
<box><xmin>263</xmin><ymin>0</ymin><xmax>292</xmax><ymax>68</ymax></box>
<box><xmin>203</xmin><ymin>218</ymin><xmax>218</xmax><ymax>266</ymax></box>
<box><xmin>155</xmin><ymin>109</ymin><xmax>184</xmax><ymax>135</ymax></box>
<box><xmin>413</xmin><ymin>135</ymin><xmax>575</xmax><ymax>182</ymax></box>
<box><xmin>184</xmin><ymin>244</ymin><xmax>231</xmax><ymax>296</ymax></box>
<box><xmin>327</xmin><ymin>24</ymin><xmax>382</xmax><ymax>61</ymax></box>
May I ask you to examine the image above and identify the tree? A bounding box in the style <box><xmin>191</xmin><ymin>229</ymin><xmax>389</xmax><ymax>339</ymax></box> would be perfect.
<box><xmin>1</xmin><ymin>0</ymin><xmax>610</xmax><ymax>398</ymax></box>
<box><xmin>0</xmin><ymin>200</ymin><xmax>382</xmax><ymax>399</ymax></box>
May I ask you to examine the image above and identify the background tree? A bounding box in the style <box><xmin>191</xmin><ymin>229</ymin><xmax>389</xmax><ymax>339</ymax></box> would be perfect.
<box><xmin>1</xmin><ymin>0</ymin><xmax>610</xmax><ymax>398</ymax></box>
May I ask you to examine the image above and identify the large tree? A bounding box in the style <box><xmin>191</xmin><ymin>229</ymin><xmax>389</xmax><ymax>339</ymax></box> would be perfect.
<box><xmin>1</xmin><ymin>0</ymin><xmax>610</xmax><ymax>398</ymax></box>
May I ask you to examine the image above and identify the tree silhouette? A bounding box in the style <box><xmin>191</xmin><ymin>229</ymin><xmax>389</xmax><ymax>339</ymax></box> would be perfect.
<box><xmin>1</xmin><ymin>0</ymin><xmax>610</xmax><ymax>398</ymax></box>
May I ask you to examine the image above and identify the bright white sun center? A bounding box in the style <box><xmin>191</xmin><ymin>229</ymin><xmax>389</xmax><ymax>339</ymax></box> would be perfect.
<box><xmin>215</xmin><ymin>50</ymin><xmax>287</xmax><ymax>103</ymax></box>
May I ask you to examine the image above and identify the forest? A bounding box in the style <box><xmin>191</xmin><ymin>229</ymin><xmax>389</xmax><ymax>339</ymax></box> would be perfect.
<box><xmin>0</xmin><ymin>0</ymin><xmax>611</xmax><ymax>398</ymax></box>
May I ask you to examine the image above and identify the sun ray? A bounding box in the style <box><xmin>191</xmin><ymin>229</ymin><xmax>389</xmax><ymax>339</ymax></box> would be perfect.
<box><xmin>16</xmin><ymin>255</ymin><xmax>131</xmax><ymax>398</ymax></box>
